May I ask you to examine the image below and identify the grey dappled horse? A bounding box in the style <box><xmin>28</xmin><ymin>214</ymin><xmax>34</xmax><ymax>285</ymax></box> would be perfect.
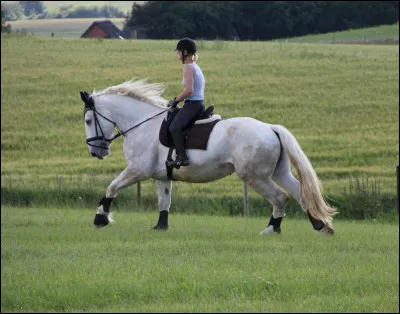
<box><xmin>80</xmin><ymin>79</ymin><xmax>336</xmax><ymax>235</ymax></box>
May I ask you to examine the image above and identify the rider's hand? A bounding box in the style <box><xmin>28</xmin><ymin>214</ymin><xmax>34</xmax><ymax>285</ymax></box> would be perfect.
<box><xmin>167</xmin><ymin>97</ymin><xmax>179</xmax><ymax>108</ymax></box>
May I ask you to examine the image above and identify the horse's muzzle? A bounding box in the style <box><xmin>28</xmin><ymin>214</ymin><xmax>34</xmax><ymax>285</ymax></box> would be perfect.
<box><xmin>89</xmin><ymin>146</ymin><xmax>109</xmax><ymax>160</ymax></box>
<box><xmin>92</xmin><ymin>153</ymin><xmax>103</xmax><ymax>160</ymax></box>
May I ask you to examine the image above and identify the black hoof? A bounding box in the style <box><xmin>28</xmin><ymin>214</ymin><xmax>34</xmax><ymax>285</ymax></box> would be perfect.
<box><xmin>319</xmin><ymin>225</ymin><xmax>334</xmax><ymax>235</ymax></box>
<box><xmin>273</xmin><ymin>226</ymin><xmax>281</xmax><ymax>234</ymax></box>
<box><xmin>94</xmin><ymin>214</ymin><xmax>109</xmax><ymax>228</ymax></box>
<box><xmin>153</xmin><ymin>224</ymin><xmax>168</xmax><ymax>231</ymax></box>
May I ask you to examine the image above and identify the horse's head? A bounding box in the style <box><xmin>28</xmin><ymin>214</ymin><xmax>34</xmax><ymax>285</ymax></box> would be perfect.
<box><xmin>80</xmin><ymin>91</ymin><xmax>114</xmax><ymax>160</ymax></box>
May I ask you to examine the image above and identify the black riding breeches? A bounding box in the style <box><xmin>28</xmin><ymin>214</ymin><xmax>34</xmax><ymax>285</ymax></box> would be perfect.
<box><xmin>169</xmin><ymin>100</ymin><xmax>205</xmax><ymax>135</ymax></box>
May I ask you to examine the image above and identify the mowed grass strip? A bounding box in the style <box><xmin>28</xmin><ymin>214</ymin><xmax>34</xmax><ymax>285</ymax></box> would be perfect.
<box><xmin>1</xmin><ymin>206</ymin><xmax>398</xmax><ymax>313</ymax></box>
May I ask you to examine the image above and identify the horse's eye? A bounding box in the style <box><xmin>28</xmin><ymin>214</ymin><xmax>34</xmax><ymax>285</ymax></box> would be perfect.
<box><xmin>85</xmin><ymin>119</ymin><xmax>92</xmax><ymax>126</ymax></box>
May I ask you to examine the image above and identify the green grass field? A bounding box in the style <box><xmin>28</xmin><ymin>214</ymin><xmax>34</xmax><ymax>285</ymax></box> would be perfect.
<box><xmin>1</xmin><ymin>206</ymin><xmax>398</xmax><ymax>313</ymax></box>
<box><xmin>1</xmin><ymin>33</ymin><xmax>398</xmax><ymax>202</ymax></box>
<box><xmin>1</xmin><ymin>30</ymin><xmax>399</xmax><ymax>312</ymax></box>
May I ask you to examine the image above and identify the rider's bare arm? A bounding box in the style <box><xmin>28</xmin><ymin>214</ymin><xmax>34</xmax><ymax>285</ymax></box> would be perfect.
<box><xmin>176</xmin><ymin>65</ymin><xmax>194</xmax><ymax>102</ymax></box>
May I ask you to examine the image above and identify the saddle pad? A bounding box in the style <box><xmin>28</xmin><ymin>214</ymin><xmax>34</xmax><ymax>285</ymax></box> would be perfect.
<box><xmin>194</xmin><ymin>114</ymin><xmax>222</xmax><ymax>125</ymax></box>
<box><xmin>159</xmin><ymin>119</ymin><xmax>221</xmax><ymax>150</ymax></box>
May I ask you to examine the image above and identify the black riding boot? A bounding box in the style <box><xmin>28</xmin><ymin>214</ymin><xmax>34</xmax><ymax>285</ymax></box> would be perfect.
<box><xmin>168</xmin><ymin>131</ymin><xmax>189</xmax><ymax>168</ymax></box>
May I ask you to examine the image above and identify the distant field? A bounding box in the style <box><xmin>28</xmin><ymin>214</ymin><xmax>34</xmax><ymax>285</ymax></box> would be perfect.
<box><xmin>1</xmin><ymin>1</ymin><xmax>143</xmax><ymax>14</ymax></box>
<box><xmin>7</xmin><ymin>18</ymin><xmax>126</xmax><ymax>38</ymax></box>
<box><xmin>7</xmin><ymin>18</ymin><xmax>399</xmax><ymax>43</ymax></box>
<box><xmin>283</xmin><ymin>23</ymin><xmax>399</xmax><ymax>44</ymax></box>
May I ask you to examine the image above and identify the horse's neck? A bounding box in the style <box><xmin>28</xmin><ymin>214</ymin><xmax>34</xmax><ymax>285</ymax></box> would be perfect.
<box><xmin>102</xmin><ymin>94</ymin><xmax>165</xmax><ymax>132</ymax></box>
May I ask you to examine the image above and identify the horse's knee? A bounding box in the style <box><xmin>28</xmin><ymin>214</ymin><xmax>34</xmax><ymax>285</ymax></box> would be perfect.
<box><xmin>106</xmin><ymin>185</ymin><xmax>116</xmax><ymax>198</ymax></box>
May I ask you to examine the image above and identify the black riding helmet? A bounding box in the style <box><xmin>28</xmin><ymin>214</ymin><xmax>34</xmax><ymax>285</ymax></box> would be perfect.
<box><xmin>175</xmin><ymin>37</ymin><xmax>197</xmax><ymax>64</ymax></box>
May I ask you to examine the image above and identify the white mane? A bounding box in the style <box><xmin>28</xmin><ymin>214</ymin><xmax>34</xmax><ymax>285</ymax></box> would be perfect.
<box><xmin>92</xmin><ymin>78</ymin><xmax>169</xmax><ymax>108</ymax></box>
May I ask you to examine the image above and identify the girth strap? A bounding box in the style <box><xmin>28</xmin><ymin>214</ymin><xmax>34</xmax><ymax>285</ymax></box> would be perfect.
<box><xmin>165</xmin><ymin>147</ymin><xmax>175</xmax><ymax>181</ymax></box>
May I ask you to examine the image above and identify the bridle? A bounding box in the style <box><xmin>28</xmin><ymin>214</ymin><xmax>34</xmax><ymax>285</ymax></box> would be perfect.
<box><xmin>84</xmin><ymin>104</ymin><xmax>118</xmax><ymax>149</ymax></box>
<box><xmin>81</xmin><ymin>91</ymin><xmax>168</xmax><ymax>148</ymax></box>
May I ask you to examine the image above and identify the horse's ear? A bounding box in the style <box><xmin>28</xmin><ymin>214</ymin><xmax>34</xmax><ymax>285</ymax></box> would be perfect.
<box><xmin>80</xmin><ymin>91</ymin><xmax>87</xmax><ymax>103</ymax></box>
<box><xmin>80</xmin><ymin>91</ymin><xmax>94</xmax><ymax>109</ymax></box>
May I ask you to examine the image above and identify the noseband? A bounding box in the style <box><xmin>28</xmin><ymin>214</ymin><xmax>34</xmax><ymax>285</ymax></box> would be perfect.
<box><xmin>81</xmin><ymin>92</ymin><xmax>168</xmax><ymax>148</ymax></box>
<box><xmin>84</xmin><ymin>105</ymin><xmax>118</xmax><ymax>149</ymax></box>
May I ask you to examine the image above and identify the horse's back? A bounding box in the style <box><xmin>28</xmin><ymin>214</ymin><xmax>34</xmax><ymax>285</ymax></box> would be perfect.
<box><xmin>214</xmin><ymin>117</ymin><xmax>282</xmax><ymax>177</ymax></box>
<box><xmin>218</xmin><ymin>117</ymin><xmax>280</xmax><ymax>149</ymax></box>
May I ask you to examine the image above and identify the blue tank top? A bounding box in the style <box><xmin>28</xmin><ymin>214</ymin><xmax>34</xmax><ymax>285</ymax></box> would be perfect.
<box><xmin>182</xmin><ymin>63</ymin><xmax>205</xmax><ymax>101</ymax></box>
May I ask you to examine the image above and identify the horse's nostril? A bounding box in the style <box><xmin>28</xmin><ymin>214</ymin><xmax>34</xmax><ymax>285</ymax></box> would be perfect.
<box><xmin>91</xmin><ymin>153</ymin><xmax>97</xmax><ymax>157</ymax></box>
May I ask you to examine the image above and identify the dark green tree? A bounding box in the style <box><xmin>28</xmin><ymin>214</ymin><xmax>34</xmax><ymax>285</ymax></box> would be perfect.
<box><xmin>125</xmin><ymin>1</ymin><xmax>400</xmax><ymax>40</ymax></box>
<box><xmin>18</xmin><ymin>1</ymin><xmax>45</xmax><ymax>16</ymax></box>
<box><xmin>1</xmin><ymin>5</ymin><xmax>12</xmax><ymax>33</ymax></box>
<box><xmin>1</xmin><ymin>2</ymin><xmax>24</xmax><ymax>21</ymax></box>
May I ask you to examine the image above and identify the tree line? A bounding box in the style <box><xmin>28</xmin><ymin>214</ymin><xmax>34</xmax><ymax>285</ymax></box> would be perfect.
<box><xmin>1</xmin><ymin>1</ymin><xmax>125</xmax><ymax>21</ymax></box>
<box><xmin>125</xmin><ymin>1</ymin><xmax>399</xmax><ymax>40</ymax></box>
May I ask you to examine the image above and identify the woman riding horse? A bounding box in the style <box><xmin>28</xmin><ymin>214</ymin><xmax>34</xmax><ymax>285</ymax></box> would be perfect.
<box><xmin>167</xmin><ymin>37</ymin><xmax>206</xmax><ymax>168</ymax></box>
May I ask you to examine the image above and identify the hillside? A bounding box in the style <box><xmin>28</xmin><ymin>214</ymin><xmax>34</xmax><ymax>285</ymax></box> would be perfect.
<box><xmin>282</xmin><ymin>23</ymin><xmax>399</xmax><ymax>44</ymax></box>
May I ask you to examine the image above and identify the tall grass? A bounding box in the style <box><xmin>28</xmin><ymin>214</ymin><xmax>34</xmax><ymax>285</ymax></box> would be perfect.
<box><xmin>1</xmin><ymin>173</ymin><xmax>398</xmax><ymax>221</ymax></box>
<box><xmin>1</xmin><ymin>34</ymin><xmax>399</xmax><ymax>218</ymax></box>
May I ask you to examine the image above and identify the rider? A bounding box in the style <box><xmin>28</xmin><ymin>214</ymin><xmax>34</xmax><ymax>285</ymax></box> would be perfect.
<box><xmin>167</xmin><ymin>37</ymin><xmax>205</xmax><ymax>167</ymax></box>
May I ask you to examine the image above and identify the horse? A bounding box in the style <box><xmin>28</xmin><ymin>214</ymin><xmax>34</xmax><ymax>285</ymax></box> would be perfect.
<box><xmin>80</xmin><ymin>78</ymin><xmax>337</xmax><ymax>235</ymax></box>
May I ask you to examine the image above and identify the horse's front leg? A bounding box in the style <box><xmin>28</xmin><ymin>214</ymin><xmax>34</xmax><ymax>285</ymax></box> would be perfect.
<box><xmin>153</xmin><ymin>180</ymin><xmax>172</xmax><ymax>230</ymax></box>
<box><xmin>94</xmin><ymin>167</ymin><xmax>139</xmax><ymax>228</ymax></box>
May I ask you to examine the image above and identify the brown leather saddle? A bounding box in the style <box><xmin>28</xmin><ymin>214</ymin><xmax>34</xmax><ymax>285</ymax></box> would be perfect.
<box><xmin>159</xmin><ymin>105</ymin><xmax>221</xmax><ymax>150</ymax></box>
<box><xmin>159</xmin><ymin>105</ymin><xmax>221</xmax><ymax>179</ymax></box>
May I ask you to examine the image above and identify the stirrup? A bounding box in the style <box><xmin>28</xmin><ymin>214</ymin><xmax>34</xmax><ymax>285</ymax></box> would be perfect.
<box><xmin>177</xmin><ymin>159</ymin><xmax>190</xmax><ymax>167</ymax></box>
<box><xmin>166</xmin><ymin>159</ymin><xmax>179</xmax><ymax>169</ymax></box>
<box><xmin>166</xmin><ymin>158</ymin><xmax>189</xmax><ymax>169</ymax></box>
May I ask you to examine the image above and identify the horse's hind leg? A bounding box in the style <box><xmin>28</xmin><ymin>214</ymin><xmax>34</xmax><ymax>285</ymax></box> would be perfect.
<box><xmin>246</xmin><ymin>177</ymin><xmax>289</xmax><ymax>235</ymax></box>
<box><xmin>272</xmin><ymin>150</ymin><xmax>301</xmax><ymax>204</ymax></box>
<box><xmin>272</xmin><ymin>151</ymin><xmax>334</xmax><ymax>234</ymax></box>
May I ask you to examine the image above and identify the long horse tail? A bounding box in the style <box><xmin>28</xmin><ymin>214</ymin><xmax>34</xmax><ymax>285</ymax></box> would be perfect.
<box><xmin>270</xmin><ymin>124</ymin><xmax>337</xmax><ymax>227</ymax></box>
